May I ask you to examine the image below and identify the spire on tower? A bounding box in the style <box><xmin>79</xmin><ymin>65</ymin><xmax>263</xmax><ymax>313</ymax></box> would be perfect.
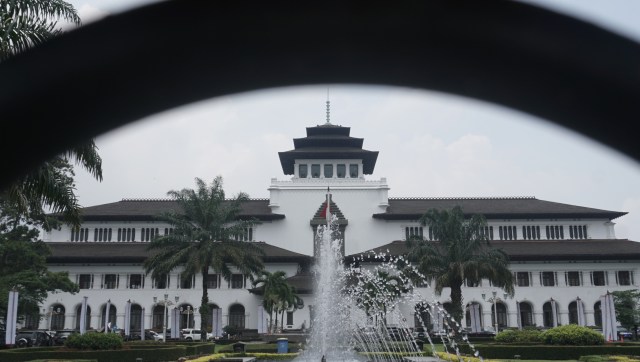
<box><xmin>325</xmin><ymin>88</ymin><xmax>331</xmax><ymax>125</ymax></box>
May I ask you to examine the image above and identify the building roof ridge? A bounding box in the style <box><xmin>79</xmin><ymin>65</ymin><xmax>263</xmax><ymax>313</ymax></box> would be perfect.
<box><xmin>120</xmin><ymin>197</ymin><xmax>270</xmax><ymax>202</ymax></box>
<box><xmin>388</xmin><ymin>196</ymin><xmax>537</xmax><ymax>200</ymax></box>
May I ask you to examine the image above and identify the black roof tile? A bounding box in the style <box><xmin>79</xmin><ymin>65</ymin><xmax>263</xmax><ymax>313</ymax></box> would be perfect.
<box><xmin>348</xmin><ymin>239</ymin><xmax>640</xmax><ymax>262</ymax></box>
<box><xmin>57</xmin><ymin>199</ymin><xmax>285</xmax><ymax>221</ymax></box>
<box><xmin>373</xmin><ymin>197</ymin><xmax>626</xmax><ymax>220</ymax></box>
<box><xmin>46</xmin><ymin>241</ymin><xmax>311</xmax><ymax>264</ymax></box>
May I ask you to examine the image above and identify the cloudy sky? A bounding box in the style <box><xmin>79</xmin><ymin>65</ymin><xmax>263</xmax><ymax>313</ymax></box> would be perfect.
<box><xmin>63</xmin><ymin>1</ymin><xmax>640</xmax><ymax>241</ymax></box>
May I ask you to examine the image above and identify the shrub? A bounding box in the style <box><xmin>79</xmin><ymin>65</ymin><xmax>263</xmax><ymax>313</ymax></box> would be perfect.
<box><xmin>65</xmin><ymin>332</ymin><xmax>124</xmax><ymax>350</ymax></box>
<box><xmin>223</xmin><ymin>325</ymin><xmax>239</xmax><ymax>338</ymax></box>
<box><xmin>495</xmin><ymin>329</ymin><xmax>543</xmax><ymax>344</ymax></box>
<box><xmin>579</xmin><ymin>356</ymin><xmax>607</xmax><ymax>362</ymax></box>
<box><xmin>541</xmin><ymin>325</ymin><xmax>605</xmax><ymax>346</ymax></box>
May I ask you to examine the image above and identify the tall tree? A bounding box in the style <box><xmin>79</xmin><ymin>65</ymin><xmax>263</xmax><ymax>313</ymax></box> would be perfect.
<box><xmin>406</xmin><ymin>206</ymin><xmax>514</xmax><ymax>324</ymax></box>
<box><xmin>0</xmin><ymin>202</ymin><xmax>79</xmax><ymax>319</ymax></box>
<box><xmin>352</xmin><ymin>269</ymin><xmax>410</xmax><ymax>326</ymax></box>
<box><xmin>0</xmin><ymin>0</ymin><xmax>81</xmax><ymax>60</ymax></box>
<box><xmin>612</xmin><ymin>289</ymin><xmax>640</xmax><ymax>338</ymax></box>
<box><xmin>276</xmin><ymin>284</ymin><xmax>303</xmax><ymax>331</ymax></box>
<box><xmin>252</xmin><ymin>270</ymin><xmax>289</xmax><ymax>333</ymax></box>
<box><xmin>144</xmin><ymin>176</ymin><xmax>265</xmax><ymax>340</ymax></box>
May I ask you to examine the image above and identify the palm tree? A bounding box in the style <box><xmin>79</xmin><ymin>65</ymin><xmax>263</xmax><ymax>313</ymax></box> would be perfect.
<box><xmin>144</xmin><ymin>176</ymin><xmax>265</xmax><ymax>339</ymax></box>
<box><xmin>353</xmin><ymin>269</ymin><xmax>410</xmax><ymax>326</ymax></box>
<box><xmin>252</xmin><ymin>270</ymin><xmax>289</xmax><ymax>333</ymax></box>
<box><xmin>1</xmin><ymin>140</ymin><xmax>103</xmax><ymax>229</ymax></box>
<box><xmin>406</xmin><ymin>206</ymin><xmax>514</xmax><ymax>324</ymax></box>
<box><xmin>1</xmin><ymin>0</ymin><xmax>81</xmax><ymax>60</ymax></box>
<box><xmin>277</xmin><ymin>284</ymin><xmax>304</xmax><ymax>331</ymax></box>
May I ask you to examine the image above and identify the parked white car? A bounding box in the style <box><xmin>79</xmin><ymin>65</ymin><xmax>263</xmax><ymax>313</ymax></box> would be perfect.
<box><xmin>146</xmin><ymin>330</ymin><xmax>164</xmax><ymax>341</ymax></box>
<box><xmin>181</xmin><ymin>328</ymin><xmax>213</xmax><ymax>341</ymax></box>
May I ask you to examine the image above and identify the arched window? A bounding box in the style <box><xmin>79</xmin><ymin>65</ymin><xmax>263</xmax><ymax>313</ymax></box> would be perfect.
<box><xmin>152</xmin><ymin>305</ymin><xmax>165</xmax><ymax>330</ymax></box>
<box><xmin>568</xmin><ymin>301</ymin><xmax>578</xmax><ymax>324</ymax></box>
<box><xmin>543</xmin><ymin>301</ymin><xmax>558</xmax><ymax>327</ymax></box>
<box><xmin>75</xmin><ymin>305</ymin><xmax>92</xmax><ymax>331</ymax></box>
<box><xmin>201</xmin><ymin>303</ymin><xmax>220</xmax><ymax>332</ymax></box>
<box><xmin>101</xmin><ymin>304</ymin><xmax>117</xmax><ymax>330</ymax></box>
<box><xmin>594</xmin><ymin>301</ymin><xmax>602</xmax><ymax>327</ymax></box>
<box><xmin>179</xmin><ymin>304</ymin><xmax>195</xmax><ymax>329</ymax></box>
<box><xmin>414</xmin><ymin>303</ymin><xmax>432</xmax><ymax>331</ymax></box>
<box><xmin>491</xmin><ymin>302</ymin><xmax>507</xmax><ymax>329</ymax></box>
<box><xmin>130</xmin><ymin>304</ymin><xmax>143</xmax><ymax>331</ymax></box>
<box><xmin>465</xmin><ymin>302</ymin><xmax>483</xmax><ymax>331</ymax></box>
<box><xmin>518</xmin><ymin>302</ymin><xmax>534</xmax><ymax>327</ymax></box>
<box><xmin>229</xmin><ymin>304</ymin><xmax>245</xmax><ymax>329</ymax></box>
<box><xmin>50</xmin><ymin>304</ymin><xmax>66</xmax><ymax>330</ymax></box>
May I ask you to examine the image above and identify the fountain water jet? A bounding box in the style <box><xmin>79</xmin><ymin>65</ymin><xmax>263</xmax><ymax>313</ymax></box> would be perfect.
<box><xmin>297</xmin><ymin>191</ymin><xmax>482</xmax><ymax>362</ymax></box>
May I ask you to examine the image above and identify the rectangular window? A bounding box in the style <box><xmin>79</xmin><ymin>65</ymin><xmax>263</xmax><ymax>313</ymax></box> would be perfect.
<box><xmin>205</xmin><ymin>274</ymin><xmax>219</xmax><ymax>289</ymax></box>
<box><xmin>311</xmin><ymin>164</ymin><xmax>320</xmax><ymax>178</ymax></box>
<box><xmin>337</xmin><ymin>164</ymin><xmax>346</xmax><ymax>178</ymax></box>
<box><xmin>129</xmin><ymin>274</ymin><xmax>143</xmax><ymax>289</ymax></box>
<box><xmin>516</xmin><ymin>272</ymin><xmax>530</xmax><ymax>287</ymax></box>
<box><xmin>405</xmin><ymin>226</ymin><xmax>423</xmax><ymax>240</ymax></box>
<box><xmin>78</xmin><ymin>274</ymin><xmax>93</xmax><ymax>289</ymax></box>
<box><xmin>349</xmin><ymin>164</ymin><xmax>358</xmax><ymax>178</ymax></box>
<box><xmin>464</xmin><ymin>279</ymin><xmax>480</xmax><ymax>287</ymax></box>
<box><xmin>180</xmin><ymin>274</ymin><xmax>194</xmax><ymax>289</ymax></box>
<box><xmin>566</xmin><ymin>271</ymin><xmax>582</xmax><ymax>286</ymax></box>
<box><xmin>617</xmin><ymin>271</ymin><xmax>633</xmax><ymax>286</ymax></box>
<box><xmin>324</xmin><ymin>164</ymin><xmax>333</xmax><ymax>178</ymax></box>
<box><xmin>231</xmin><ymin>274</ymin><xmax>244</xmax><ymax>289</ymax></box>
<box><xmin>299</xmin><ymin>164</ymin><xmax>308</xmax><ymax>178</ymax></box>
<box><xmin>233</xmin><ymin>227</ymin><xmax>254</xmax><ymax>241</ymax></box>
<box><xmin>592</xmin><ymin>271</ymin><xmax>607</xmax><ymax>286</ymax></box>
<box><xmin>103</xmin><ymin>274</ymin><xmax>118</xmax><ymax>289</ymax></box>
<box><xmin>286</xmin><ymin>311</ymin><xmax>294</xmax><ymax>325</ymax></box>
<box><xmin>155</xmin><ymin>275</ymin><xmax>167</xmax><ymax>289</ymax></box>
<box><xmin>541</xmin><ymin>271</ymin><xmax>556</xmax><ymax>286</ymax></box>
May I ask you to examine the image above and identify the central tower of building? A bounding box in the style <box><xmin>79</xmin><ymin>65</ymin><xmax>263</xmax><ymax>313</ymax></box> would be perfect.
<box><xmin>266</xmin><ymin>120</ymin><xmax>389</xmax><ymax>256</ymax></box>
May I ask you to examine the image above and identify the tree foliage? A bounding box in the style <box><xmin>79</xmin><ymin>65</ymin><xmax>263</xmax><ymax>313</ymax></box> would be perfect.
<box><xmin>0</xmin><ymin>0</ymin><xmax>81</xmax><ymax>59</ymax></box>
<box><xmin>1</xmin><ymin>140</ymin><xmax>102</xmax><ymax>229</ymax></box>
<box><xmin>350</xmin><ymin>269</ymin><xmax>411</xmax><ymax>326</ymax></box>
<box><xmin>252</xmin><ymin>270</ymin><xmax>304</xmax><ymax>332</ymax></box>
<box><xmin>0</xmin><ymin>138</ymin><xmax>100</xmax><ymax>324</ymax></box>
<box><xmin>144</xmin><ymin>176</ymin><xmax>265</xmax><ymax>337</ymax></box>
<box><xmin>406</xmin><ymin>206</ymin><xmax>514</xmax><ymax>324</ymax></box>
<box><xmin>612</xmin><ymin>289</ymin><xmax>640</xmax><ymax>331</ymax></box>
<box><xmin>541</xmin><ymin>325</ymin><xmax>604</xmax><ymax>345</ymax></box>
<box><xmin>0</xmin><ymin>202</ymin><xmax>79</xmax><ymax>317</ymax></box>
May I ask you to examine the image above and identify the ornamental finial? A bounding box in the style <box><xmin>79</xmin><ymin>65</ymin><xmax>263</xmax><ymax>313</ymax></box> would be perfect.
<box><xmin>325</xmin><ymin>87</ymin><xmax>331</xmax><ymax>125</ymax></box>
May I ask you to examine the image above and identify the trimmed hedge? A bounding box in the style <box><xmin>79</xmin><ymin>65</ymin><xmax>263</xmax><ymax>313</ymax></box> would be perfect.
<box><xmin>66</xmin><ymin>332</ymin><xmax>124</xmax><ymax>350</ymax></box>
<box><xmin>0</xmin><ymin>342</ymin><xmax>214</xmax><ymax>362</ymax></box>
<box><xmin>541</xmin><ymin>325</ymin><xmax>605</xmax><ymax>345</ymax></box>
<box><xmin>466</xmin><ymin>344</ymin><xmax>640</xmax><ymax>360</ymax></box>
<box><xmin>495</xmin><ymin>329</ymin><xmax>543</xmax><ymax>344</ymax></box>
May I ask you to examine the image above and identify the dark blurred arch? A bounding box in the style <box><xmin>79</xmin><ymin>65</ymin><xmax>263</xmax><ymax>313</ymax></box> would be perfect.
<box><xmin>0</xmin><ymin>1</ymin><xmax>638</xmax><ymax>188</ymax></box>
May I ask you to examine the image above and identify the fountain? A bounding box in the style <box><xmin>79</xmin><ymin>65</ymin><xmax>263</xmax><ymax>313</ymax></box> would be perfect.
<box><xmin>297</xmin><ymin>192</ymin><xmax>480</xmax><ymax>362</ymax></box>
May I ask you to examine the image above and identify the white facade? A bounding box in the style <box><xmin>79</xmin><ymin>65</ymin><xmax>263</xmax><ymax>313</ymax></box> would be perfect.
<box><xmin>36</xmin><ymin>123</ymin><xmax>639</xmax><ymax>336</ymax></box>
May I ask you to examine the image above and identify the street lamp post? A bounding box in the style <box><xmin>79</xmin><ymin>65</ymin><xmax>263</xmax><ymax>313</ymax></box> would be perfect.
<box><xmin>482</xmin><ymin>291</ymin><xmax>509</xmax><ymax>333</ymax></box>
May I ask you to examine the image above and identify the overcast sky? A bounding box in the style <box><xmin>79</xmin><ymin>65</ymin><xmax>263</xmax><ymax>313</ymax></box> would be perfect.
<box><xmin>64</xmin><ymin>1</ymin><xmax>640</xmax><ymax>241</ymax></box>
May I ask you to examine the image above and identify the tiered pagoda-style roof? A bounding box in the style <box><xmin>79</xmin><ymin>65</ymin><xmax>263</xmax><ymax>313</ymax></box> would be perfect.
<box><xmin>278</xmin><ymin>124</ymin><xmax>379</xmax><ymax>175</ymax></box>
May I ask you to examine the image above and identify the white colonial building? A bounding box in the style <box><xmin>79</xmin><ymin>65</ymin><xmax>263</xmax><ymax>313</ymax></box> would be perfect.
<box><xmin>36</xmin><ymin>121</ymin><xmax>640</xmax><ymax>337</ymax></box>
